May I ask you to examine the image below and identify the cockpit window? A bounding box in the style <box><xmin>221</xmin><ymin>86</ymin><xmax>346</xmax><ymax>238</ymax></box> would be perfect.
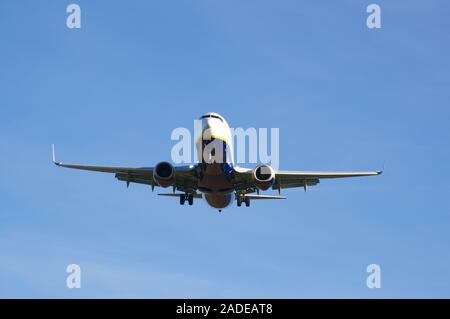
<box><xmin>200</xmin><ymin>114</ymin><xmax>223</xmax><ymax>122</ymax></box>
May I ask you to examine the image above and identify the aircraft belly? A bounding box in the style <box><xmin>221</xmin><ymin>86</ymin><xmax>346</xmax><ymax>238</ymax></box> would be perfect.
<box><xmin>198</xmin><ymin>163</ymin><xmax>234</xmax><ymax>194</ymax></box>
<box><xmin>204</xmin><ymin>193</ymin><xmax>234</xmax><ymax>209</ymax></box>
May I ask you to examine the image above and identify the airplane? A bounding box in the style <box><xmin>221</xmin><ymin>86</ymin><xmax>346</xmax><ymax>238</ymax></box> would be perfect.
<box><xmin>52</xmin><ymin>112</ymin><xmax>382</xmax><ymax>212</ymax></box>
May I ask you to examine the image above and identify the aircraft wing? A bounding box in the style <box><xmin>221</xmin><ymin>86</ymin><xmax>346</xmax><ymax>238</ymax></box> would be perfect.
<box><xmin>272</xmin><ymin>170</ymin><xmax>382</xmax><ymax>190</ymax></box>
<box><xmin>52</xmin><ymin>145</ymin><xmax>198</xmax><ymax>192</ymax></box>
<box><xmin>233</xmin><ymin>166</ymin><xmax>382</xmax><ymax>192</ymax></box>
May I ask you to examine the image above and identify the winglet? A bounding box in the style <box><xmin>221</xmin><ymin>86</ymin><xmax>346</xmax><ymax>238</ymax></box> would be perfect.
<box><xmin>377</xmin><ymin>163</ymin><xmax>385</xmax><ymax>175</ymax></box>
<box><xmin>52</xmin><ymin>144</ymin><xmax>61</xmax><ymax>166</ymax></box>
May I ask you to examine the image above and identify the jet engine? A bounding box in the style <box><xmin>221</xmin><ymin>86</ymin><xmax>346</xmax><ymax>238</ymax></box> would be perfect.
<box><xmin>252</xmin><ymin>164</ymin><xmax>275</xmax><ymax>191</ymax></box>
<box><xmin>153</xmin><ymin>162</ymin><xmax>175</xmax><ymax>188</ymax></box>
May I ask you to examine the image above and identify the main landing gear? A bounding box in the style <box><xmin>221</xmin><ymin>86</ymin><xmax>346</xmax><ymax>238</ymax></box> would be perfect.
<box><xmin>179</xmin><ymin>193</ymin><xmax>194</xmax><ymax>206</ymax></box>
<box><xmin>236</xmin><ymin>195</ymin><xmax>250</xmax><ymax>207</ymax></box>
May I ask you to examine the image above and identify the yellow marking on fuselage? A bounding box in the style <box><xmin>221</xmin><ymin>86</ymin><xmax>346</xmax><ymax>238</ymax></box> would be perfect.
<box><xmin>210</xmin><ymin>135</ymin><xmax>229</xmax><ymax>144</ymax></box>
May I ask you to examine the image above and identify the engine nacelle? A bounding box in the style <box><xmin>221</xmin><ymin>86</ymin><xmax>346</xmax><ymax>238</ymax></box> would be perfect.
<box><xmin>153</xmin><ymin>162</ymin><xmax>175</xmax><ymax>188</ymax></box>
<box><xmin>252</xmin><ymin>164</ymin><xmax>275</xmax><ymax>191</ymax></box>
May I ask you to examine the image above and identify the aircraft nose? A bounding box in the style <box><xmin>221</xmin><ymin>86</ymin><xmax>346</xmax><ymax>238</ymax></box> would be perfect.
<box><xmin>199</xmin><ymin>112</ymin><xmax>225</xmax><ymax>122</ymax></box>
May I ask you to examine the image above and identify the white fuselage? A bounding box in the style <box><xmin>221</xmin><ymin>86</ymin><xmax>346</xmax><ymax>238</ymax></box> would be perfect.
<box><xmin>195</xmin><ymin>113</ymin><xmax>235</xmax><ymax>209</ymax></box>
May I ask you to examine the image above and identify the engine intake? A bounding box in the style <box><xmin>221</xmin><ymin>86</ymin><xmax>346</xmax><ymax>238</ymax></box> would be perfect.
<box><xmin>153</xmin><ymin>162</ymin><xmax>175</xmax><ymax>188</ymax></box>
<box><xmin>252</xmin><ymin>164</ymin><xmax>275</xmax><ymax>190</ymax></box>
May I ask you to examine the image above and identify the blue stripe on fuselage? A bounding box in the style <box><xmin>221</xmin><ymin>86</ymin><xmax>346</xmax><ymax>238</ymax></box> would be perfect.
<box><xmin>218</xmin><ymin>138</ymin><xmax>234</xmax><ymax>181</ymax></box>
<box><xmin>205</xmin><ymin>137</ymin><xmax>234</xmax><ymax>182</ymax></box>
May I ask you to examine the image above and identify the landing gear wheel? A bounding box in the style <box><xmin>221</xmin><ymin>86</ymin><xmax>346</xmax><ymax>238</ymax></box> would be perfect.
<box><xmin>188</xmin><ymin>194</ymin><xmax>194</xmax><ymax>206</ymax></box>
<box><xmin>245</xmin><ymin>197</ymin><xmax>250</xmax><ymax>207</ymax></box>
<box><xmin>179</xmin><ymin>195</ymin><xmax>186</xmax><ymax>205</ymax></box>
<box><xmin>237</xmin><ymin>196</ymin><xmax>243</xmax><ymax>207</ymax></box>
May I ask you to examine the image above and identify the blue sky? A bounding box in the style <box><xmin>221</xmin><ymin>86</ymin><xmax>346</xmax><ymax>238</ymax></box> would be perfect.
<box><xmin>0</xmin><ymin>0</ymin><xmax>449</xmax><ymax>298</ymax></box>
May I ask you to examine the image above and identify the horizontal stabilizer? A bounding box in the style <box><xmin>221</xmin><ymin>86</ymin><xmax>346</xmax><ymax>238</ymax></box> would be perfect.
<box><xmin>158</xmin><ymin>193</ymin><xmax>202</xmax><ymax>199</ymax></box>
<box><xmin>244</xmin><ymin>194</ymin><xmax>286</xmax><ymax>200</ymax></box>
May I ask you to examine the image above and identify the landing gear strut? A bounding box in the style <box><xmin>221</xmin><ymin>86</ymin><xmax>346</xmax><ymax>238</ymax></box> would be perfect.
<box><xmin>179</xmin><ymin>193</ymin><xmax>194</xmax><ymax>206</ymax></box>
